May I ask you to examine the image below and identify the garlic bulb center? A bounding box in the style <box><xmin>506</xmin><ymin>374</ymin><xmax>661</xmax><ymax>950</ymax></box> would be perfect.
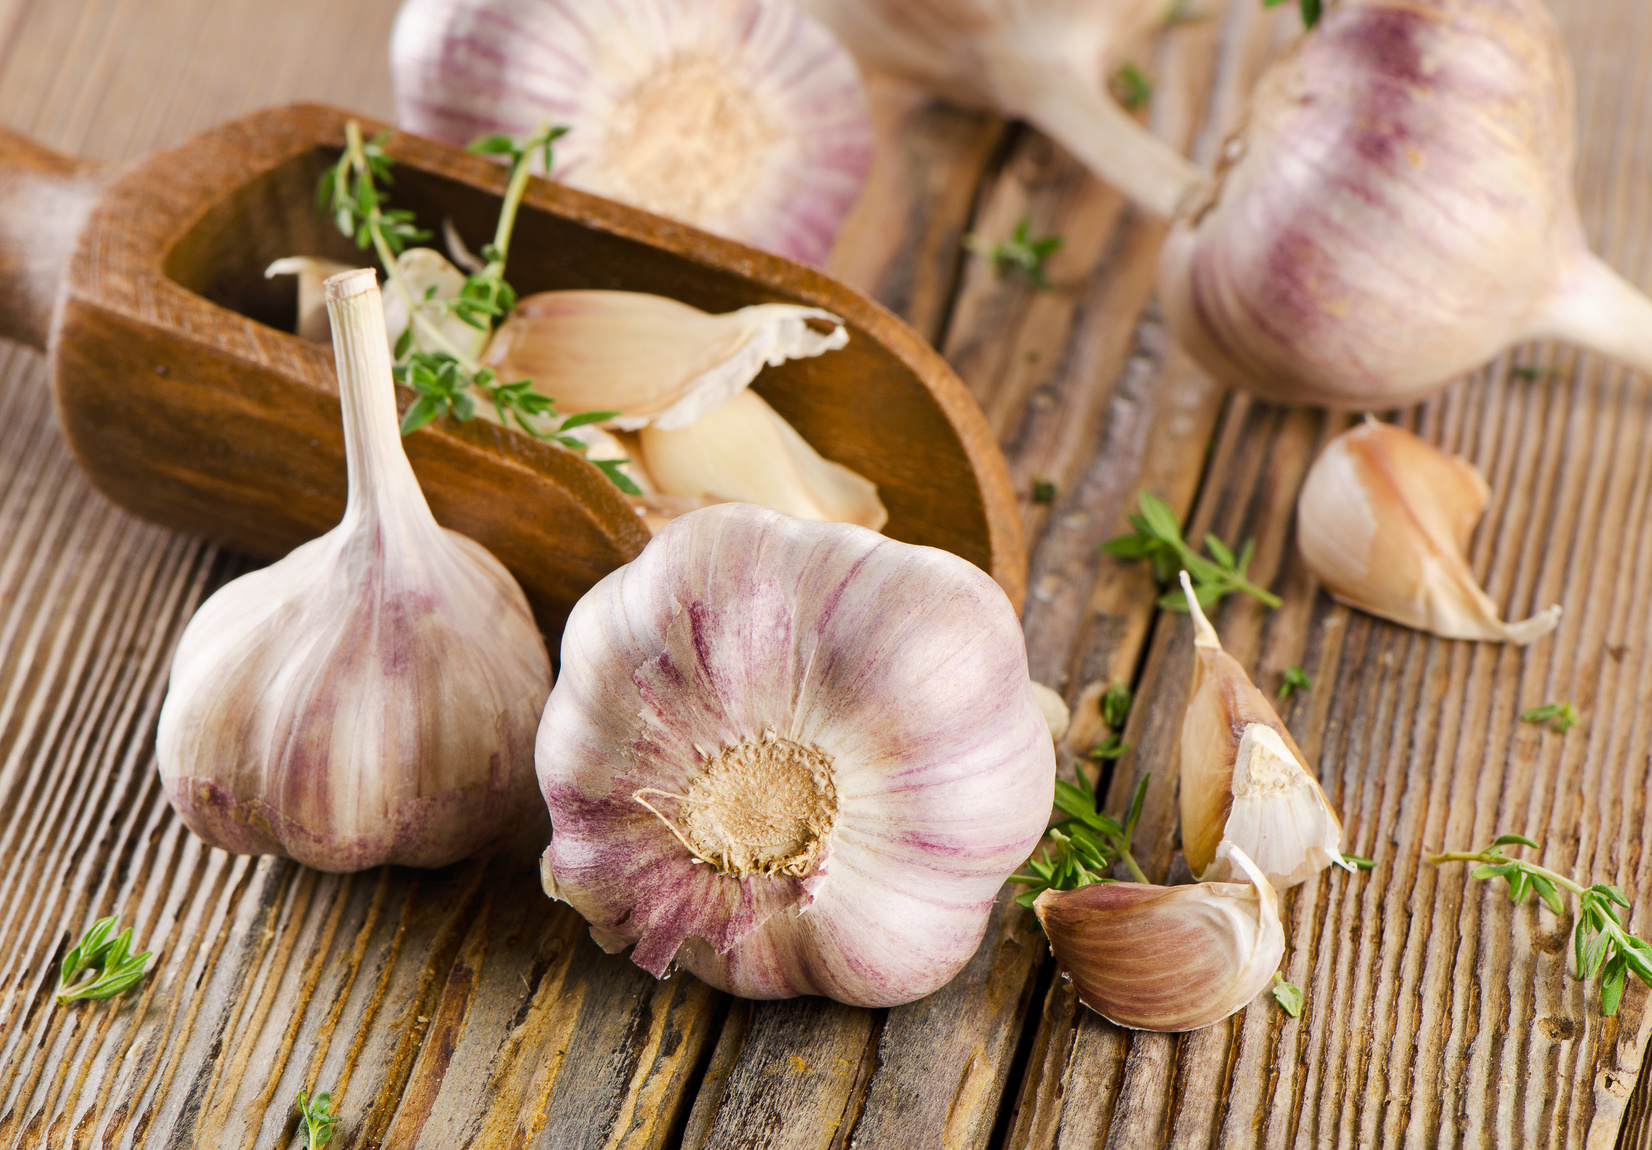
<box><xmin>587</xmin><ymin>52</ymin><xmax>783</xmax><ymax>226</ymax></box>
<box><xmin>646</xmin><ymin>733</ymin><xmax>838</xmax><ymax>877</ymax></box>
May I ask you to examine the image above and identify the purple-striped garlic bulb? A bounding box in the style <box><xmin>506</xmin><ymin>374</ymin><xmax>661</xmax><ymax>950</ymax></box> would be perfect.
<box><xmin>390</xmin><ymin>0</ymin><xmax>874</xmax><ymax>265</ymax></box>
<box><xmin>156</xmin><ymin>270</ymin><xmax>551</xmax><ymax>872</ymax></box>
<box><xmin>794</xmin><ymin>0</ymin><xmax>1201</xmax><ymax>219</ymax></box>
<box><xmin>536</xmin><ymin>502</ymin><xmax>1053</xmax><ymax>1006</ymax></box>
<box><xmin>1159</xmin><ymin>0</ymin><xmax>1652</xmax><ymax>408</ymax></box>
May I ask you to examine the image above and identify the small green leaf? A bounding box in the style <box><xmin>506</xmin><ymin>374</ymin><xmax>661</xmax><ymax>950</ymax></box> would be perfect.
<box><xmin>1271</xmin><ymin>972</ymin><xmax>1304</xmax><ymax>1017</ymax></box>
<box><xmin>1601</xmin><ymin>954</ymin><xmax>1629</xmax><ymax>1017</ymax></box>
<box><xmin>1278</xmin><ymin>665</ymin><xmax>1313</xmax><ymax>700</ymax></box>
<box><xmin>399</xmin><ymin>396</ymin><xmax>440</xmax><ymax>435</ymax></box>
<box><xmin>1124</xmin><ymin>774</ymin><xmax>1149</xmax><ymax>841</ymax></box>
<box><xmin>1032</xmin><ymin>479</ymin><xmax>1057</xmax><ymax>505</ymax></box>
<box><xmin>393</xmin><ymin>326</ymin><xmax>413</xmax><ymax>360</ymax></box>
<box><xmin>593</xmin><ymin>459</ymin><xmax>643</xmax><ymax>496</ymax></box>
<box><xmin>297</xmin><ymin>1086</ymin><xmax>340</xmax><ymax>1150</ymax></box>
<box><xmin>1085</xmin><ymin>733</ymin><xmax>1131</xmax><ymax>762</ymax></box>
<box><xmin>559</xmin><ymin>410</ymin><xmax>620</xmax><ymax>432</ymax></box>
<box><xmin>1520</xmin><ymin>702</ymin><xmax>1579</xmax><ymax>733</ymax></box>
<box><xmin>1492</xmin><ymin>833</ymin><xmax>1542</xmax><ymax>850</ymax></box>
<box><xmin>1342</xmin><ymin>854</ymin><xmax>1377</xmax><ymax>870</ymax></box>
<box><xmin>1100</xmin><ymin>682</ymin><xmax>1132</xmax><ymax>730</ymax></box>
<box><xmin>1204</xmin><ymin>533</ymin><xmax>1235</xmax><ymax>568</ymax></box>
<box><xmin>1110</xmin><ymin>62</ymin><xmax>1154</xmax><ymax>111</ymax></box>
<box><xmin>56</xmin><ymin>916</ymin><xmax>152</xmax><ymax>1005</ymax></box>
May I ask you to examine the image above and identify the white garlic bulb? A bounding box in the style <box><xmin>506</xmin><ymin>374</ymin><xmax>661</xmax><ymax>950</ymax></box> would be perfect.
<box><xmin>390</xmin><ymin>0</ymin><xmax>874</xmax><ymax>265</ymax></box>
<box><xmin>156</xmin><ymin>269</ymin><xmax>552</xmax><ymax>872</ymax></box>
<box><xmin>1296</xmin><ymin>418</ymin><xmax>1561</xmax><ymax>643</ymax></box>
<box><xmin>536</xmin><ymin>502</ymin><xmax>1054</xmax><ymax>1006</ymax></box>
<box><xmin>1034</xmin><ymin>842</ymin><xmax>1285</xmax><ymax>1032</ymax></box>
<box><xmin>1178</xmin><ymin>572</ymin><xmax>1347</xmax><ymax>891</ymax></box>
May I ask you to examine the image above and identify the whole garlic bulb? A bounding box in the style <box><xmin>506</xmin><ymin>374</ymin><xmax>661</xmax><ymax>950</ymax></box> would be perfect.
<box><xmin>536</xmin><ymin>502</ymin><xmax>1053</xmax><ymax>1006</ymax></box>
<box><xmin>390</xmin><ymin>0</ymin><xmax>874</xmax><ymax>265</ymax></box>
<box><xmin>1160</xmin><ymin>0</ymin><xmax>1652</xmax><ymax>408</ymax></box>
<box><xmin>156</xmin><ymin>269</ymin><xmax>552</xmax><ymax>872</ymax></box>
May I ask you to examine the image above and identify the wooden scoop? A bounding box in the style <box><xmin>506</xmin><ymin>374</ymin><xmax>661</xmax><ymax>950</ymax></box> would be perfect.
<box><xmin>0</xmin><ymin>104</ymin><xmax>1024</xmax><ymax>626</ymax></box>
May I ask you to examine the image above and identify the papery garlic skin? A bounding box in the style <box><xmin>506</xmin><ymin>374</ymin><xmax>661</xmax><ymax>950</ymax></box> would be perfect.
<box><xmin>391</xmin><ymin>0</ymin><xmax>874</xmax><ymax>265</ymax></box>
<box><xmin>1178</xmin><ymin>573</ymin><xmax>1346</xmax><ymax>890</ymax></box>
<box><xmin>1297</xmin><ymin>419</ymin><xmax>1561</xmax><ymax>643</ymax></box>
<box><xmin>1034</xmin><ymin>842</ymin><xmax>1284</xmax><ymax>1032</ymax></box>
<box><xmin>1160</xmin><ymin>0</ymin><xmax>1652</xmax><ymax>408</ymax></box>
<box><xmin>155</xmin><ymin>269</ymin><xmax>552</xmax><ymax>872</ymax></box>
<box><xmin>637</xmin><ymin>389</ymin><xmax>887</xmax><ymax>532</ymax></box>
<box><xmin>483</xmin><ymin>291</ymin><xmax>849</xmax><ymax>431</ymax></box>
<box><xmin>266</xmin><ymin>256</ymin><xmax>352</xmax><ymax>342</ymax></box>
<box><xmin>536</xmin><ymin>502</ymin><xmax>1053</xmax><ymax>1006</ymax></box>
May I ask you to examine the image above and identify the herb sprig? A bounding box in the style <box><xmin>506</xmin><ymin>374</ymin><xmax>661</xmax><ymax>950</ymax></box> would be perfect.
<box><xmin>1278</xmin><ymin>665</ymin><xmax>1312</xmax><ymax>700</ymax></box>
<box><xmin>1430</xmin><ymin>834</ymin><xmax>1652</xmax><ymax>1016</ymax></box>
<box><xmin>56</xmin><ymin>915</ymin><xmax>153</xmax><ymax>1004</ymax></box>
<box><xmin>1111</xmin><ymin>64</ymin><xmax>1154</xmax><ymax>111</ymax></box>
<box><xmin>1087</xmin><ymin>681</ymin><xmax>1133</xmax><ymax>762</ymax></box>
<box><xmin>319</xmin><ymin>122</ymin><xmax>637</xmax><ymax>492</ymax></box>
<box><xmin>1010</xmin><ymin>771</ymin><xmax>1152</xmax><ymax>906</ymax></box>
<box><xmin>1520</xmin><ymin>702</ymin><xmax>1579</xmax><ymax>734</ymax></box>
<box><xmin>1100</xmin><ymin>491</ymin><xmax>1281</xmax><ymax>611</ymax></box>
<box><xmin>964</xmin><ymin>214</ymin><xmax>1063</xmax><ymax>289</ymax></box>
<box><xmin>297</xmin><ymin>1087</ymin><xmax>339</xmax><ymax>1150</ymax></box>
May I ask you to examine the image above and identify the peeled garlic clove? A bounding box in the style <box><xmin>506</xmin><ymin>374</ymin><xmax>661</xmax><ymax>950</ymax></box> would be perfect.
<box><xmin>1034</xmin><ymin>842</ymin><xmax>1285</xmax><ymax>1032</ymax></box>
<box><xmin>638</xmin><ymin>389</ymin><xmax>887</xmax><ymax>531</ymax></box>
<box><xmin>1297</xmin><ymin>419</ymin><xmax>1561</xmax><ymax>644</ymax></box>
<box><xmin>155</xmin><ymin>268</ymin><xmax>552</xmax><ymax>871</ymax></box>
<box><xmin>1178</xmin><ymin>572</ymin><xmax>1346</xmax><ymax>890</ymax></box>
<box><xmin>381</xmin><ymin>247</ymin><xmax>481</xmax><ymax>358</ymax></box>
<box><xmin>483</xmin><ymin>291</ymin><xmax>849</xmax><ymax>430</ymax></box>
<box><xmin>1159</xmin><ymin>0</ymin><xmax>1652</xmax><ymax>408</ymax></box>
<box><xmin>391</xmin><ymin>0</ymin><xmax>873</xmax><ymax>265</ymax></box>
<box><xmin>1031</xmin><ymin>682</ymin><xmax>1071</xmax><ymax>743</ymax></box>
<box><xmin>537</xmin><ymin>502</ymin><xmax>1055</xmax><ymax>1006</ymax></box>
<box><xmin>266</xmin><ymin>256</ymin><xmax>352</xmax><ymax>342</ymax></box>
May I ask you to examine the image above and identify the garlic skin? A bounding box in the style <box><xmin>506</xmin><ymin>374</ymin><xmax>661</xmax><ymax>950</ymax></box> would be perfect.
<box><xmin>1160</xmin><ymin>0</ymin><xmax>1652</xmax><ymax>408</ymax></box>
<box><xmin>1031</xmin><ymin>682</ymin><xmax>1070</xmax><ymax>743</ymax></box>
<box><xmin>482</xmin><ymin>291</ymin><xmax>849</xmax><ymax>431</ymax></box>
<box><xmin>265</xmin><ymin>256</ymin><xmax>351</xmax><ymax>342</ymax></box>
<box><xmin>155</xmin><ymin>269</ymin><xmax>552</xmax><ymax>872</ymax></box>
<box><xmin>536</xmin><ymin>502</ymin><xmax>1053</xmax><ymax>1006</ymax></box>
<box><xmin>1034</xmin><ymin>842</ymin><xmax>1285</xmax><ymax>1032</ymax></box>
<box><xmin>637</xmin><ymin>390</ymin><xmax>888</xmax><ymax>532</ymax></box>
<box><xmin>390</xmin><ymin>0</ymin><xmax>874</xmax><ymax>265</ymax></box>
<box><xmin>796</xmin><ymin>0</ymin><xmax>1201</xmax><ymax>219</ymax></box>
<box><xmin>1297</xmin><ymin>419</ymin><xmax>1561</xmax><ymax>643</ymax></box>
<box><xmin>1179</xmin><ymin>572</ymin><xmax>1347</xmax><ymax>890</ymax></box>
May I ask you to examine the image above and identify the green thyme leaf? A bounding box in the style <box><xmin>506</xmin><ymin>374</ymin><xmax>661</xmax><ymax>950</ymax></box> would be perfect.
<box><xmin>1101</xmin><ymin>492</ymin><xmax>1281</xmax><ymax>611</ymax></box>
<box><xmin>1343</xmin><ymin>854</ymin><xmax>1377</xmax><ymax>870</ymax></box>
<box><xmin>962</xmin><ymin>214</ymin><xmax>1063</xmax><ymax>289</ymax></box>
<box><xmin>1520</xmin><ymin>702</ymin><xmax>1579</xmax><ymax>733</ymax></box>
<box><xmin>1086</xmin><ymin>733</ymin><xmax>1131</xmax><ymax>762</ymax></box>
<box><xmin>1111</xmin><ymin>63</ymin><xmax>1154</xmax><ymax>111</ymax></box>
<box><xmin>1278</xmin><ymin>665</ymin><xmax>1313</xmax><ymax>700</ymax></box>
<box><xmin>1100</xmin><ymin>682</ymin><xmax>1132</xmax><ymax>730</ymax></box>
<box><xmin>297</xmin><ymin>1087</ymin><xmax>339</xmax><ymax>1150</ymax></box>
<box><xmin>56</xmin><ymin>916</ymin><xmax>153</xmax><ymax>1004</ymax></box>
<box><xmin>1032</xmin><ymin>479</ymin><xmax>1057</xmax><ymax>505</ymax></box>
<box><xmin>1271</xmin><ymin>972</ymin><xmax>1304</xmax><ymax>1017</ymax></box>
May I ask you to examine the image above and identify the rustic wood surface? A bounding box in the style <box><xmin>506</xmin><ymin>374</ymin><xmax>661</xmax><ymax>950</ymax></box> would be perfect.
<box><xmin>2</xmin><ymin>0</ymin><xmax>1652</xmax><ymax>1147</ymax></box>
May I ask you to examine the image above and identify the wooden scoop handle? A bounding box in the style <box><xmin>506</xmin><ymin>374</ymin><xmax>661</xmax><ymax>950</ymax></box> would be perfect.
<box><xmin>0</xmin><ymin>128</ymin><xmax>108</xmax><ymax>351</ymax></box>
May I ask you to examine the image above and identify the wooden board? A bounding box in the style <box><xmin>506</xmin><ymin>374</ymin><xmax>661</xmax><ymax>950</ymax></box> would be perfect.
<box><xmin>3</xmin><ymin>0</ymin><xmax>1652</xmax><ymax>1147</ymax></box>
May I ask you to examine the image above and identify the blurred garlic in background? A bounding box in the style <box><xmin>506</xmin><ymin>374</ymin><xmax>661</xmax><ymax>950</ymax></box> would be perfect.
<box><xmin>265</xmin><ymin>256</ymin><xmax>350</xmax><ymax>342</ymax></box>
<box><xmin>1297</xmin><ymin>419</ymin><xmax>1561</xmax><ymax>644</ymax></box>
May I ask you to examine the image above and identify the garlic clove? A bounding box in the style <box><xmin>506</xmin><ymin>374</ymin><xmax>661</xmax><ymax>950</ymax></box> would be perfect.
<box><xmin>381</xmin><ymin>247</ymin><xmax>481</xmax><ymax>359</ymax></box>
<box><xmin>391</xmin><ymin>0</ymin><xmax>874</xmax><ymax>265</ymax></box>
<box><xmin>1034</xmin><ymin>842</ymin><xmax>1285</xmax><ymax>1032</ymax></box>
<box><xmin>1297</xmin><ymin>419</ymin><xmax>1561</xmax><ymax>644</ymax></box>
<box><xmin>1031</xmin><ymin>682</ymin><xmax>1070</xmax><ymax>743</ymax></box>
<box><xmin>482</xmin><ymin>290</ymin><xmax>849</xmax><ymax>431</ymax></box>
<box><xmin>637</xmin><ymin>389</ymin><xmax>887</xmax><ymax>531</ymax></box>
<box><xmin>537</xmin><ymin>502</ymin><xmax>1055</xmax><ymax>1006</ymax></box>
<box><xmin>1178</xmin><ymin>572</ymin><xmax>1347</xmax><ymax>890</ymax></box>
<box><xmin>266</xmin><ymin>256</ymin><xmax>352</xmax><ymax>342</ymax></box>
<box><xmin>155</xmin><ymin>268</ymin><xmax>552</xmax><ymax>872</ymax></box>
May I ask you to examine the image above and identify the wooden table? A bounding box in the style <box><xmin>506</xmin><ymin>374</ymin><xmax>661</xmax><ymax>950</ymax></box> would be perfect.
<box><xmin>3</xmin><ymin>0</ymin><xmax>1652</xmax><ymax>1146</ymax></box>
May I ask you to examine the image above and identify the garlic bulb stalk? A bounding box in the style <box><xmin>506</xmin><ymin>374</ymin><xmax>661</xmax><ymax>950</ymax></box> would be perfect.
<box><xmin>1160</xmin><ymin>0</ymin><xmax>1652</xmax><ymax>408</ymax></box>
<box><xmin>482</xmin><ymin>290</ymin><xmax>850</xmax><ymax>431</ymax></box>
<box><xmin>536</xmin><ymin>502</ymin><xmax>1054</xmax><ymax>1006</ymax></box>
<box><xmin>155</xmin><ymin>268</ymin><xmax>552</xmax><ymax>872</ymax></box>
<box><xmin>1179</xmin><ymin>572</ymin><xmax>1347</xmax><ymax>890</ymax></box>
<box><xmin>1033</xmin><ymin>842</ymin><xmax>1285</xmax><ymax>1032</ymax></box>
<box><xmin>794</xmin><ymin>0</ymin><xmax>1202</xmax><ymax>219</ymax></box>
<box><xmin>390</xmin><ymin>0</ymin><xmax>874</xmax><ymax>265</ymax></box>
<box><xmin>637</xmin><ymin>390</ymin><xmax>888</xmax><ymax>531</ymax></box>
<box><xmin>1297</xmin><ymin>419</ymin><xmax>1561</xmax><ymax>643</ymax></box>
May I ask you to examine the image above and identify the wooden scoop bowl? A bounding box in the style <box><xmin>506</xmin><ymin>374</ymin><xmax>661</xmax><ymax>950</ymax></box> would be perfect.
<box><xmin>0</xmin><ymin>103</ymin><xmax>1024</xmax><ymax>628</ymax></box>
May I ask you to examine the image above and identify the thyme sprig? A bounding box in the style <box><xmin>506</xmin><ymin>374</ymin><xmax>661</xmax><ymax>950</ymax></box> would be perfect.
<box><xmin>297</xmin><ymin>1087</ymin><xmax>339</xmax><ymax>1150</ymax></box>
<box><xmin>1520</xmin><ymin>701</ymin><xmax>1579</xmax><ymax>734</ymax></box>
<box><xmin>56</xmin><ymin>915</ymin><xmax>153</xmax><ymax>1004</ymax></box>
<box><xmin>964</xmin><ymin>214</ymin><xmax>1063</xmax><ymax>288</ymax></box>
<box><xmin>319</xmin><ymin>122</ymin><xmax>637</xmax><ymax>491</ymax></box>
<box><xmin>1100</xmin><ymin>491</ymin><xmax>1281</xmax><ymax>611</ymax></box>
<box><xmin>1430</xmin><ymin>833</ymin><xmax>1652</xmax><ymax>1016</ymax></box>
<box><xmin>1087</xmin><ymin>682</ymin><xmax>1133</xmax><ymax>762</ymax></box>
<box><xmin>1010</xmin><ymin>771</ymin><xmax>1151</xmax><ymax>906</ymax></box>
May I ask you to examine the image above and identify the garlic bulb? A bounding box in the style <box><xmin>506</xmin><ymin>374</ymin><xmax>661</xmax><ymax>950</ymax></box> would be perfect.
<box><xmin>795</xmin><ymin>0</ymin><xmax>1201</xmax><ymax>219</ymax></box>
<box><xmin>1031</xmin><ymin>682</ymin><xmax>1070</xmax><ymax>743</ymax></box>
<box><xmin>536</xmin><ymin>502</ymin><xmax>1054</xmax><ymax>1006</ymax></box>
<box><xmin>482</xmin><ymin>290</ymin><xmax>849</xmax><ymax>431</ymax></box>
<box><xmin>1179</xmin><ymin>572</ymin><xmax>1346</xmax><ymax>890</ymax></box>
<box><xmin>265</xmin><ymin>256</ymin><xmax>351</xmax><ymax>342</ymax></box>
<box><xmin>156</xmin><ymin>269</ymin><xmax>552</xmax><ymax>872</ymax></box>
<box><xmin>1297</xmin><ymin>419</ymin><xmax>1561</xmax><ymax>643</ymax></box>
<box><xmin>637</xmin><ymin>390</ymin><xmax>887</xmax><ymax>531</ymax></box>
<box><xmin>391</xmin><ymin>0</ymin><xmax>874</xmax><ymax>265</ymax></box>
<box><xmin>1033</xmin><ymin>842</ymin><xmax>1284</xmax><ymax>1032</ymax></box>
<box><xmin>1159</xmin><ymin>0</ymin><xmax>1652</xmax><ymax>408</ymax></box>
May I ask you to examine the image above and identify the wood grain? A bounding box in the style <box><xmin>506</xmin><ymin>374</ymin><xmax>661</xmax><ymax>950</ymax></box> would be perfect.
<box><xmin>5</xmin><ymin>0</ymin><xmax>1652</xmax><ymax>1147</ymax></box>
